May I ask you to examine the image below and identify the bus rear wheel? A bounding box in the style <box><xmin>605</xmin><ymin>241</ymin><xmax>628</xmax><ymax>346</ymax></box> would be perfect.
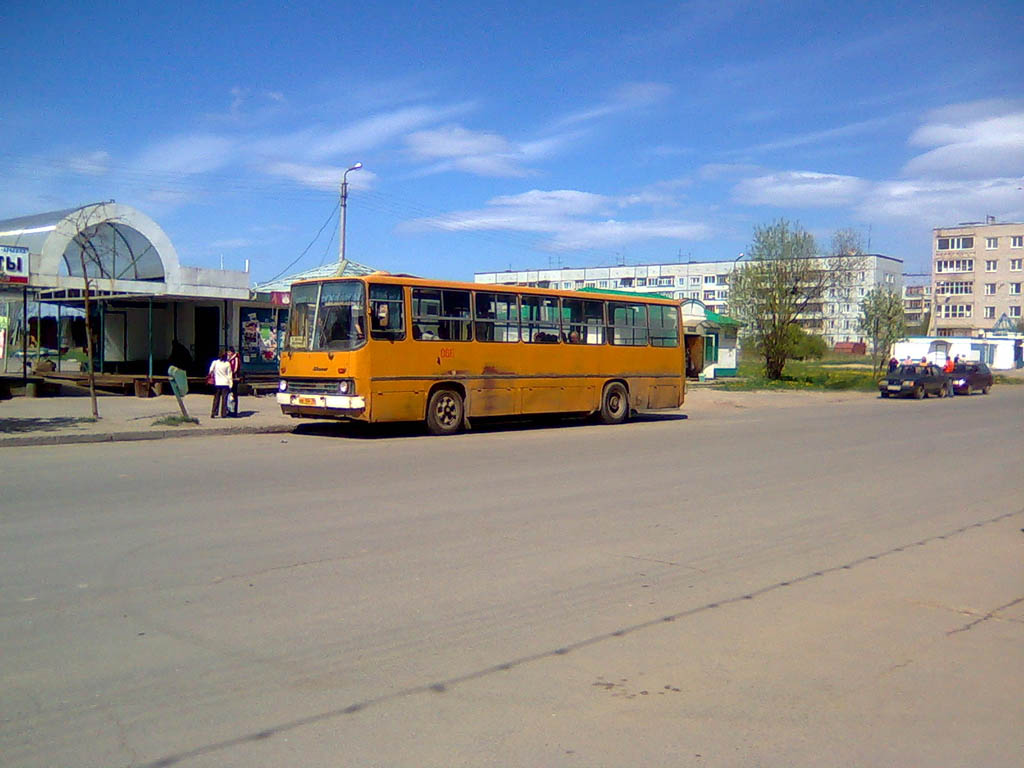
<box><xmin>599</xmin><ymin>382</ymin><xmax>629</xmax><ymax>425</ymax></box>
<box><xmin>426</xmin><ymin>388</ymin><xmax>464</xmax><ymax>436</ymax></box>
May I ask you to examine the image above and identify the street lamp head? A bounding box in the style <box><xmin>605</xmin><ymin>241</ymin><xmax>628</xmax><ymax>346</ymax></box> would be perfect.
<box><xmin>347</xmin><ymin>162</ymin><xmax>363</xmax><ymax>173</ymax></box>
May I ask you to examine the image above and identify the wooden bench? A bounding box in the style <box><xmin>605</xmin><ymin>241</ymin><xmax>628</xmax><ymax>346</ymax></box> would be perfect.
<box><xmin>0</xmin><ymin>374</ymin><xmax>59</xmax><ymax>398</ymax></box>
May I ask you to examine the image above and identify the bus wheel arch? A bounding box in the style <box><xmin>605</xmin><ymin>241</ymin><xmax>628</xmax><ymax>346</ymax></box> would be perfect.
<box><xmin>426</xmin><ymin>383</ymin><xmax>466</xmax><ymax>435</ymax></box>
<box><xmin>599</xmin><ymin>380</ymin><xmax>630</xmax><ymax>425</ymax></box>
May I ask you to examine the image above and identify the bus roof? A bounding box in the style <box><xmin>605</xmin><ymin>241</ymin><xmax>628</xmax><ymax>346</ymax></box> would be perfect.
<box><xmin>290</xmin><ymin>271</ymin><xmax>682</xmax><ymax>305</ymax></box>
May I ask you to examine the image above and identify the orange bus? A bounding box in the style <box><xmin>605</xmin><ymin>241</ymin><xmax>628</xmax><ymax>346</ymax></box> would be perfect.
<box><xmin>277</xmin><ymin>273</ymin><xmax>685</xmax><ymax>434</ymax></box>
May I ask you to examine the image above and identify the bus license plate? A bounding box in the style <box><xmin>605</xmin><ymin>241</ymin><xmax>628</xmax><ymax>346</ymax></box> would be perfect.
<box><xmin>298</xmin><ymin>396</ymin><xmax>316</xmax><ymax>406</ymax></box>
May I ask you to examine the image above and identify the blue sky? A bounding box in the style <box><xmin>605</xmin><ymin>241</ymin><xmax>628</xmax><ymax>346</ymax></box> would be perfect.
<box><xmin>2</xmin><ymin>0</ymin><xmax>1022</xmax><ymax>282</ymax></box>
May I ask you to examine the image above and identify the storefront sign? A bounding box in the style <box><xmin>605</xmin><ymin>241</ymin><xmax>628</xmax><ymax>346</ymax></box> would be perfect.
<box><xmin>0</xmin><ymin>245</ymin><xmax>29</xmax><ymax>284</ymax></box>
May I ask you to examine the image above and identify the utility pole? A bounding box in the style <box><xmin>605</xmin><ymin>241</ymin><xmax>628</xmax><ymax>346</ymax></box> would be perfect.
<box><xmin>339</xmin><ymin>162</ymin><xmax>363</xmax><ymax>269</ymax></box>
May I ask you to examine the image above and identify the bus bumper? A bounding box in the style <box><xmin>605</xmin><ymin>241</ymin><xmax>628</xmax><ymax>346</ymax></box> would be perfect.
<box><xmin>277</xmin><ymin>392</ymin><xmax>367</xmax><ymax>418</ymax></box>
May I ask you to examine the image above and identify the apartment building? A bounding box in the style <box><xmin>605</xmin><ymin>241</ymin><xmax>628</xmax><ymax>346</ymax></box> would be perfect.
<box><xmin>902</xmin><ymin>274</ymin><xmax>932</xmax><ymax>329</ymax></box>
<box><xmin>475</xmin><ymin>254</ymin><xmax>902</xmax><ymax>347</ymax></box>
<box><xmin>475</xmin><ymin>260</ymin><xmax>739</xmax><ymax>313</ymax></box>
<box><xmin>929</xmin><ymin>219</ymin><xmax>1024</xmax><ymax>336</ymax></box>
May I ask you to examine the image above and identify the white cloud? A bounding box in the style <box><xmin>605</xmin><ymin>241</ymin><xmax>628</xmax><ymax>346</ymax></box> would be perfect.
<box><xmin>733</xmin><ymin>116</ymin><xmax>894</xmax><ymax>156</ymax></box>
<box><xmin>405</xmin><ymin>124</ymin><xmax>574</xmax><ymax>178</ymax></box>
<box><xmin>553</xmin><ymin>82</ymin><xmax>673</xmax><ymax>128</ymax></box>
<box><xmin>487</xmin><ymin>189</ymin><xmax>612</xmax><ymax>216</ymax></box>
<box><xmin>733</xmin><ymin>171</ymin><xmax>869</xmax><ymax>207</ymax></box>
<box><xmin>310</xmin><ymin>104</ymin><xmax>471</xmax><ymax>160</ymax></box>
<box><xmin>729</xmin><ymin>101</ymin><xmax>1024</xmax><ymax>227</ymax></box>
<box><xmin>210</xmin><ymin>237</ymin><xmax>255</xmax><ymax>249</ymax></box>
<box><xmin>67</xmin><ymin>151</ymin><xmax>112</xmax><ymax>176</ymax></box>
<box><xmin>133</xmin><ymin>134</ymin><xmax>236</xmax><ymax>175</ymax></box>
<box><xmin>858</xmin><ymin>178</ymin><xmax>1023</xmax><ymax>224</ymax></box>
<box><xmin>697</xmin><ymin>163</ymin><xmax>761</xmax><ymax>180</ymax></box>
<box><xmin>401</xmin><ymin>187</ymin><xmax>710</xmax><ymax>251</ymax></box>
<box><xmin>263</xmin><ymin>161</ymin><xmax>377</xmax><ymax>190</ymax></box>
<box><xmin>407</xmin><ymin>125</ymin><xmax>512</xmax><ymax>159</ymax></box>
<box><xmin>903</xmin><ymin>101</ymin><xmax>1024</xmax><ymax>179</ymax></box>
<box><xmin>547</xmin><ymin>219</ymin><xmax>712</xmax><ymax>251</ymax></box>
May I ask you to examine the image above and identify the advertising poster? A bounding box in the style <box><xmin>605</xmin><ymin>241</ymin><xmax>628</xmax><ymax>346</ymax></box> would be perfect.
<box><xmin>240</xmin><ymin>307</ymin><xmax>288</xmax><ymax>370</ymax></box>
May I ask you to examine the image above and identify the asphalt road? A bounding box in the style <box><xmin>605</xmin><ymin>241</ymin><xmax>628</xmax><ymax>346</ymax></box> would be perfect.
<box><xmin>2</xmin><ymin>388</ymin><xmax>1022</xmax><ymax>767</ymax></box>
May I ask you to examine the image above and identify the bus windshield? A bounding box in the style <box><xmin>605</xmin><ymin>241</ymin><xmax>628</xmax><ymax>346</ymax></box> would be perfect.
<box><xmin>287</xmin><ymin>280</ymin><xmax>367</xmax><ymax>351</ymax></box>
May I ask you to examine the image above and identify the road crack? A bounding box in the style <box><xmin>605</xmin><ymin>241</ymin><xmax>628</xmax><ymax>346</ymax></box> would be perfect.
<box><xmin>947</xmin><ymin>596</ymin><xmax>1024</xmax><ymax>635</ymax></box>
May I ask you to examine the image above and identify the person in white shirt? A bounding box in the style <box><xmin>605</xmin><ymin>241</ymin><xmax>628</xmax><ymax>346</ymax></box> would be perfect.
<box><xmin>208</xmin><ymin>350</ymin><xmax>233</xmax><ymax>418</ymax></box>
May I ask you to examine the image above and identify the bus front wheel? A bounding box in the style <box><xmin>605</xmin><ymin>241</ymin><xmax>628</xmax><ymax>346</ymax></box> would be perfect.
<box><xmin>599</xmin><ymin>382</ymin><xmax>629</xmax><ymax>425</ymax></box>
<box><xmin>426</xmin><ymin>388</ymin><xmax>464</xmax><ymax>436</ymax></box>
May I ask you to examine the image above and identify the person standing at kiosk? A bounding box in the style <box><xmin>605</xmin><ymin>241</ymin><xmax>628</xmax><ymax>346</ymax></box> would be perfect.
<box><xmin>208</xmin><ymin>350</ymin><xmax>233</xmax><ymax>418</ymax></box>
<box><xmin>227</xmin><ymin>346</ymin><xmax>241</xmax><ymax>417</ymax></box>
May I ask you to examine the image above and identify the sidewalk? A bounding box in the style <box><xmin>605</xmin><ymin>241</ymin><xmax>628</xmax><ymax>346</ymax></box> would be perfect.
<box><xmin>0</xmin><ymin>388</ymin><xmax>294</xmax><ymax>448</ymax></box>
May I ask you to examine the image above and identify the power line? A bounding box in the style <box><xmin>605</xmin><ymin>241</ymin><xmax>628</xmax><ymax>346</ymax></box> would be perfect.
<box><xmin>264</xmin><ymin>203</ymin><xmax>338</xmax><ymax>284</ymax></box>
<box><xmin>0</xmin><ymin>152</ymin><xmax>686</xmax><ymax>270</ymax></box>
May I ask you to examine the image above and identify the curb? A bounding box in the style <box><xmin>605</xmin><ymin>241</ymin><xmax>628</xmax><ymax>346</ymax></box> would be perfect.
<box><xmin>0</xmin><ymin>423</ymin><xmax>295</xmax><ymax>448</ymax></box>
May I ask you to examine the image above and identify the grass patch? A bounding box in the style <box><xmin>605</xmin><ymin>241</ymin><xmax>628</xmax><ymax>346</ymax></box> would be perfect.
<box><xmin>994</xmin><ymin>374</ymin><xmax>1024</xmax><ymax>386</ymax></box>
<box><xmin>712</xmin><ymin>359</ymin><xmax>881</xmax><ymax>392</ymax></box>
<box><xmin>152</xmin><ymin>415</ymin><xmax>200</xmax><ymax>427</ymax></box>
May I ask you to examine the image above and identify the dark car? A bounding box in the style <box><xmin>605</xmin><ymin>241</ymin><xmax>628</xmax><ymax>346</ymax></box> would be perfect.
<box><xmin>879</xmin><ymin>364</ymin><xmax>951</xmax><ymax>399</ymax></box>
<box><xmin>951</xmin><ymin>362</ymin><xmax>993</xmax><ymax>395</ymax></box>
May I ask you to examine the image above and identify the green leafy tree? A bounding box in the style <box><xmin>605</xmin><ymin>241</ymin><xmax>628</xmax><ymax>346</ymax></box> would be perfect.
<box><xmin>729</xmin><ymin>220</ymin><xmax>861</xmax><ymax>379</ymax></box>
<box><xmin>858</xmin><ymin>288</ymin><xmax>905</xmax><ymax>373</ymax></box>
<box><xmin>751</xmin><ymin>325</ymin><xmax>827</xmax><ymax>361</ymax></box>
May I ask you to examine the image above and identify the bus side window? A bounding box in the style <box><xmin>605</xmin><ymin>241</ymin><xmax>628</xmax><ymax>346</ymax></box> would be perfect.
<box><xmin>369</xmin><ymin>284</ymin><xmax>406</xmax><ymax>341</ymax></box>
<box><xmin>562</xmin><ymin>298</ymin><xmax>605</xmax><ymax>344</ymax></box>
<box><xmin>474</xmin><ymin>292</ymin><xmax>518</xmax><ymax>342</ymax></box>
<box><xmin>649</xmin><ymin>305</ymin><xmax>679</xmax><ymax>347</ymax></box>
<box><xmin>521</xmin><ymin>295</ymin><xmax>560</xmax><ymax>343</ymax></box>
<box><xmin>608</xmin><ymin>302</ymin><xmax>648</xmax><ymax>346</ymax></box>
<box><xmin>412</xmin><ymin>288</ymin><xmax>471</xmax><ymax>342</ymax></box>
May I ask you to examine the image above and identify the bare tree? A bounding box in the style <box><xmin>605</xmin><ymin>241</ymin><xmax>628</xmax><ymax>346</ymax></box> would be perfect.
<box><xmin>729</xmin><ymin>220</ymin><xmax>862</xmax><ymax>379</ymax></box>
<box><xmin>830</xmin><ymin>227</ymin><xmax>865</xmax><ymax>257</ymax></box>
<box><xmin>858</xmin><ymin>288</ymin><xmax>905</xmax><ymax>374</ymax></box>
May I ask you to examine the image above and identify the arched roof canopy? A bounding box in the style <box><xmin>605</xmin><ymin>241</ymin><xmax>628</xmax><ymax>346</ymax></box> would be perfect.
<box><xmin>0</xmin><ymin>202</ymin><xmax>183</xmax><ymax>292</ymax></box>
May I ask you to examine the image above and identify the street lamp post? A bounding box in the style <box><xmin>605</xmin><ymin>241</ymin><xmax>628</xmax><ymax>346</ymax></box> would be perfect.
<box><xmin>339</xmin><ymin>162</ymin><xmax>363</xmax><ymax>268</ymax></box>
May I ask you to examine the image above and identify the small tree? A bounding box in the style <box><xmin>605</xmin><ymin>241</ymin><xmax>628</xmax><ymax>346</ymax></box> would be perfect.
<box><xmin>78</xmin><ymin>249</ymin><xmax>100</xmax><ymax>418</ymax></box>
<box><xmin>729</xmin><ymin>220</ymin><xmax>861</xmax><ymax>379</ymax></box>
<box><xmin>858</xmin><ymin>288</ymin><xmax>905</xmax><ymax>373</ymax></box>
<box><xmin>55</xmin><ymin>203</ymin><xmax>152</xmax><ymax>419</ymax></box>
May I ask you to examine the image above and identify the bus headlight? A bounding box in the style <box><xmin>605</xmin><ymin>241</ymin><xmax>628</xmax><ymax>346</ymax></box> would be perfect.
<box><xmin>338</xmin><ymin>379</ymin><xmax>354</xmax><ymax>394</ymax></box>
<box><xmin>279</xmin><ymin>380</ymin><xmax>288</xmax><ymax>392</ymax></box>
